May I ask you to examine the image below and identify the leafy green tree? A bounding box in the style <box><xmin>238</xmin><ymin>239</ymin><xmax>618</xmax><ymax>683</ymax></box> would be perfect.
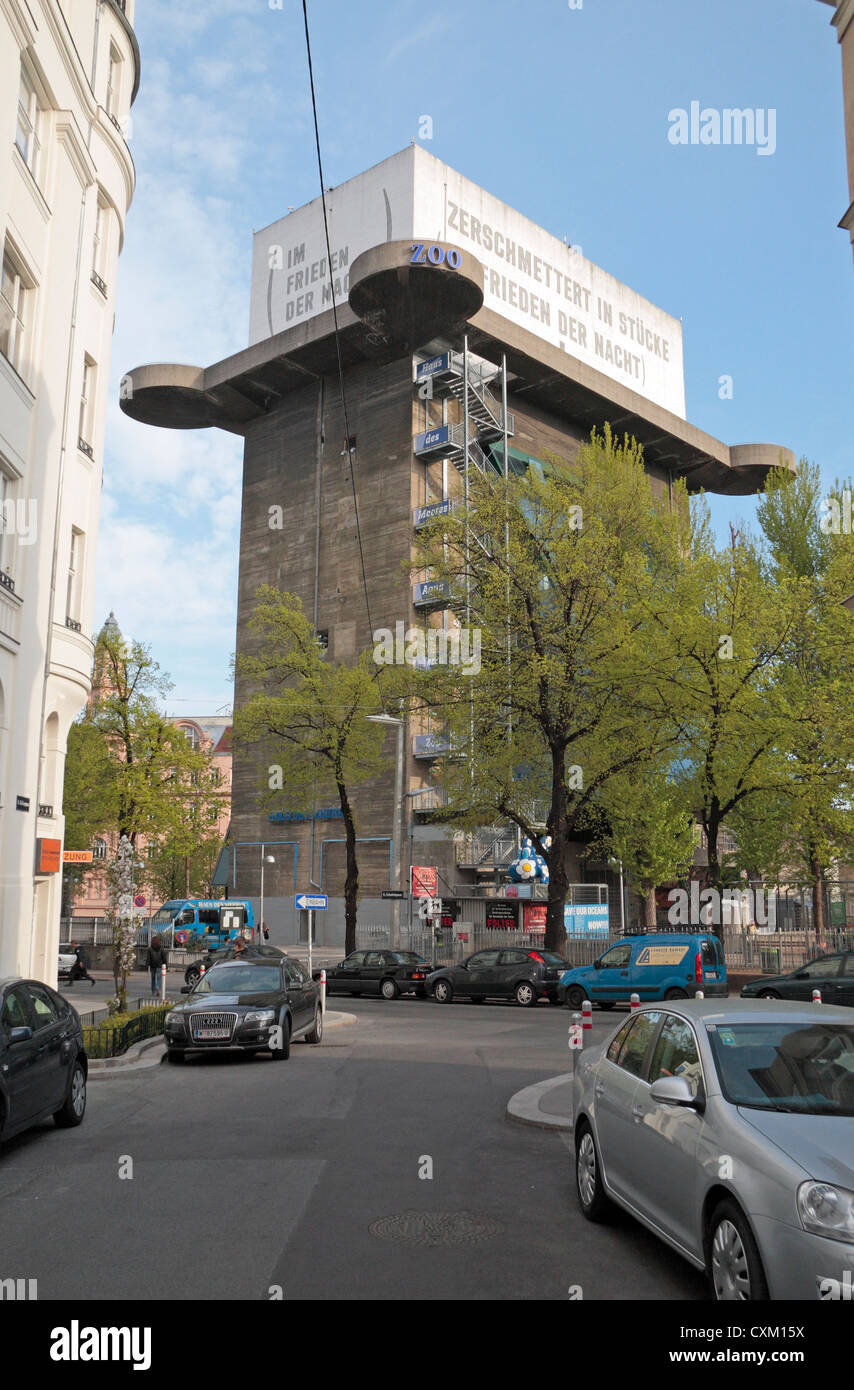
<box><xmin>412</xmin><ymin>427</ymin><xmax>685</xmax><ymax>950</ymax></box>
<box><xmin>597</xmin><ymin>771</ymin><xmax>697</xmax><ymax>928</ymax></box>
<box><xmin>234</xmin><ymin>587</ymin><xmax>390</xmax><ymax>955</ymax></box>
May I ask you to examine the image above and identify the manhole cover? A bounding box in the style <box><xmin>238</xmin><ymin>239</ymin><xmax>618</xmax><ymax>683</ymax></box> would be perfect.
<box><xmin>369</xmin><ymin>1211</ymin><xmax>502</xmax><ymax>1247</ymax></box>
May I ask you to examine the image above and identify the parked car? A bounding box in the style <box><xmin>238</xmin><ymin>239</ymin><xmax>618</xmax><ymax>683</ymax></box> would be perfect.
<box><xmin>428</xmin><ymin>947</ymin><xmax>569</xmax><ymax>1006</ymax></box>
<box><xmin>741</xmin><ymin>952</ymin><xmax>854</xmax><ymax>1005</ymax></box>
<box><xmin>184</xmin><ymin>943</ymin><xmax>286</xmax><ymax>987</ymax></box>
<box><xmin>0</xmin><ymin>978</ymin><xmax>87</xmax><ymax>1147</ymax></box>
<box><xmin>574</xmin><ymin>997</ymin><xmax>854</xmax><ymax>1300</ymax></box>
<box><xmin>316</xmin><ymin>950</ymin><xmax>432</xmax><ymax>1000</ymax></box>
<box><xmin>165</xmin><ymin>956</ymin><xmax>322</xmax><ymax>1062</ymax></box>
<box><xmin>559</xmin><ymin>932</ymin><xmax>727</xmax><ymax>1009</ymax></box>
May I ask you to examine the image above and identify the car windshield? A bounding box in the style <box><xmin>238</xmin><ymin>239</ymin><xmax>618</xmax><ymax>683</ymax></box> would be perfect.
<box><xmin>151</xmin><ymin>905</ymin><xmax>182</xmax><ymax>925</ymax></box>
<box><xmin>194</xmin><ymin>965</ymin><xmax>280</xmax><ymax>994</ymax></box>
<box><xmin>708</xmin><ymin>1021</ymin><xmax>854</xmax><ymax>1115</ymax></box>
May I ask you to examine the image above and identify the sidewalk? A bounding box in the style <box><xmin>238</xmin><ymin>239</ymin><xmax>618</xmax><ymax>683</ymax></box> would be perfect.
<box><xmin>506</xmin><ymin>1073</ymin><xmax>573</xmax><ymax>1132</ymax></box>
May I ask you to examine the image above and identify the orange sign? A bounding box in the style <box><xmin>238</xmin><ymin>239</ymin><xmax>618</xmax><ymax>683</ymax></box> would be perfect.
<box><xmin>35</xmin><ymin>838</ymin><xmax>62</xmax><ymax>874</ymax></box>
<box><xmin>63</xmin><ymin>849</ymin><xmax>93</xmax><ymax>864</ymax></box>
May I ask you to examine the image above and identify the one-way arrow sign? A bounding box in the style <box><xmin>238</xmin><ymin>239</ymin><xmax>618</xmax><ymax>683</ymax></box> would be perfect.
<box><xmin>296</xmin><ymin>893</ymin><xmax>328</xmax><ymax>910</ymax></box>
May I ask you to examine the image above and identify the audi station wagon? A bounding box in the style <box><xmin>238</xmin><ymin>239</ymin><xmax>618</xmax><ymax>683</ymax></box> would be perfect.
<box><xmin>165</xmin><ymin>957</ymin><xmax>322</xmax><ymax>1062</ymax></box>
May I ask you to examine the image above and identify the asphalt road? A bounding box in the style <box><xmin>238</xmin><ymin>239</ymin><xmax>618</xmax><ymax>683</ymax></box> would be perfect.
<box><xmin>0</xmin><ymin>996</ymin><xmax>706</xmax><ymax>1301</ymax></box>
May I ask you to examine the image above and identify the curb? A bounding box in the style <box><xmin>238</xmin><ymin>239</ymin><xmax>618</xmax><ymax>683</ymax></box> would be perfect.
<box><xmin>506</xmin><ymin>1074</ymin><xmax>573</xmax><ymax>1132</ymax></box>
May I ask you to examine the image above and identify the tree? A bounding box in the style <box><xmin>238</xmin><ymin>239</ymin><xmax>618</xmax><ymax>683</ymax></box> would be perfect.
<box><xmin>146</xmin><ymin>829</ymin><xmax>226</xmax><ymax>904</ymax></box>
<box><xmin>234</xmin><ymin>587</ymin><xmax>390</xmax><ymax>955</ymax></box>
<box><xmin>752</xmin><ymin>464</ymin><xmax>854</xmax><ymax>934</ymax></box>
<box><xmin>412</xmin><ymin>427</ymin><xmax>685</xmax><ymax>950</ymax></box>
<box><xmin>596</xmin><ymin>771</ymin><xmax>697</xmax><ymax>928</ymax></box>
<box><xmin>645</xmin><ymin>500</ymin><xmax>796</xmax><ymax>920</ymax></box>
<box><xmin>106</xmin><ymin>834</ymin><xmax>145</xmax><ymax>1010</ymax></box>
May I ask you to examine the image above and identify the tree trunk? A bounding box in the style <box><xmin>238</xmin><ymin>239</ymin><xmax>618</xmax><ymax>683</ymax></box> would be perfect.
<box><xmin>184</xmin><ymin>855</ymin><xmax>190</xmax><ymax>897</ymax></box>
<box><xmin>544</xmin><ymin>753</ymin><xmax>568</xmax><ymax>952</ymax></box>
<box><xmin>703</xmin><ymin>809</ymin><xmax>724</xmax><ymax>941</ymax></box>
<box><xmin>810</xmin><ymin>849</ymin><xmax>828</xmax><ymax>948</ymax></box>
<box><xmin>339</xmin><ymin>781</ymin><xmax>359</xmax><ymax>956</ymax></box>
<box><xmin>643</xmin><ymin>882</ymin><xmax>657</xmax><ymax>929</ymax></box>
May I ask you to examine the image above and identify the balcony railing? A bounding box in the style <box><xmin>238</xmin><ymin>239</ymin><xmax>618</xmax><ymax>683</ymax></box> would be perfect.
<box><xmin>409</xmin><ymin>787</ymin><xmax>449</xmax><ymax>813</ymax></box>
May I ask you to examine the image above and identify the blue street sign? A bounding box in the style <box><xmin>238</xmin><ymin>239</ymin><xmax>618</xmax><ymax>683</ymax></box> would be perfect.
<box><xmin>296</xmin><ymin>893</ymin><xmax>328</xmax><ymax>911</ymax></box>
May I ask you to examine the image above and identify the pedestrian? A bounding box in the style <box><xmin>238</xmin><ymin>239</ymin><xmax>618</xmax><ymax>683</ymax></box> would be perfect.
<box><xmin>261</xmin><ymin>920</ymin><xmax>270</xmax><ymax>941</ymax></box>
<box><xmin>146</xmin><ymin>934</ymin><xmax>168</xmax><ymax>997</ymax></box>
<box><xmin>232</xmin><ymin>934</ymin><xmax>248</xmax><ymax>958</ymax></box>
<box><xmin>70</xmin><ymin>940</ymin><xmax>95</xmax><ymax>987</ymax></box>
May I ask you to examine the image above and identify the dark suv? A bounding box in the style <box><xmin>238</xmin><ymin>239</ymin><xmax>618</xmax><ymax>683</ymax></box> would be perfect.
<box><xmin>0</xmin><ymin>978</ymin><xmax>87</xmax><ymax>1146</ymax></box>
<box><xmin>428</xmin><ymin>948</ymin><xmax>569</xmax><ymax>1006</ymax></box>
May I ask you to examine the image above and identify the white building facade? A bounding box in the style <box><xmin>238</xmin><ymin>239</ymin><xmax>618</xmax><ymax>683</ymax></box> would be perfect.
<box><xmin>0</xmin><ymin>0</ymin><xmax>138</xmax><ymax>982</ymax></box>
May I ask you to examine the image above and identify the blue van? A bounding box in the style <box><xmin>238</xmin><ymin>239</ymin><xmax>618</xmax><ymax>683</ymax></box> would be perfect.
<box><xmin>558</xmin><ymin>932</ymin><xmax>727</xmax><ymax>1009</ymax></box>
<box><xmin>149</xmin><ymin>899</ymin><xmax>255</xmax><ymax>950</ymax></box>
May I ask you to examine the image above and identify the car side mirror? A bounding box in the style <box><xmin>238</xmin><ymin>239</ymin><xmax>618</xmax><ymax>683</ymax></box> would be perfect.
<box><xmin>593</xmin><ymin>959</ymin><xmax>602</xmax><ymax>970</ymax></box>
<box><xmin>650</xmin><ymin>1076</ymin><xmax>702</xmax><ymax>1110</ymax></box>
<box><xmin>9</xmin><ymin>1026</ymin><xmax>33</xmax><ymax>1045</ymax></box>
<box><xmin>794</xmin><ymin>972</ymin><xmax>807</xmax><ymax>980</ymax></box>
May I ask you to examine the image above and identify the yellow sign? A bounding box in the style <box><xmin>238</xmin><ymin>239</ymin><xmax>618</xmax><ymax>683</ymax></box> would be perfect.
<box><xmin>63</xmin><ymin>850</ymin><xmax>93</xmax><ymax>864</ymax></box>
<box><xmin>635</xmin><ymin>945</ymin><xmax>690</xmax><ymax>966</ymax></box>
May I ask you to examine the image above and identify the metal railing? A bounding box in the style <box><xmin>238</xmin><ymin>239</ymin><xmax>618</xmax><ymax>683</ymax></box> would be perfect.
<box><xmin>82</xmin><ymin>1002</ymin><xmax>173</xmax><ymax>1059</ymax></box>
<box><xmin>722</xmin><ymin>927</ymin><xmax>854</xmax><ymax>976</ymax></box>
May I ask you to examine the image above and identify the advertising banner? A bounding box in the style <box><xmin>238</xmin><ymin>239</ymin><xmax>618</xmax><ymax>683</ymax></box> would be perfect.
<box><xmin>411</xmin><ymin>865</ymin><xmax>438</xmax><ymax>898</ymax></box>
<box><xmin>564</xmin><ymin>903</ymin><xmax>610</xmax><ymax>936</ymax></box>
<box><xmin>523</xmin><ymin>903</ymin><xmax>548</xmax><ymax>933</ymax></box>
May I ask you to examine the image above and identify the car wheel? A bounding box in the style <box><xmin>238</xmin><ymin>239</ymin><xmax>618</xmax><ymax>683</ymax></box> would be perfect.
<box><xmin>54</xmin><ymin>1060</ymin><xmax>87</xmax><ymax>1128</ymax></box>
<box><xmin>757</xmin><ymin>989</ymin><xmax>781</xmax><ymax>1000</ymax></box>
<box><xmin>515</xmin><ymin>980</ymin><xmax>537</xmax><ymax>1007</ymax></box>
<box><xmin>433</xmin><ymin>979</ymin><xmax>454</xmax><ymax>1004</ymax></box>
<box><xmin>664</xmin><ymin>987</ymin><xmax>687</xmax><ymax>1000</ymax></box>
<box><xmin>305</xmin><ymin>1007</ymin><xmax>323</xmax><ymax>1044</ymax></box>
<box><xmin>575</xmin><ymin>1122</ymin><xmax>612</xmax><ymax>1222</ymax></box>
<box><xmin>566</xmin><ymin>985</ymin><xmax>587</xmax><ymax>1009</ymax></box>
<box><xmin>380</xmin><ymin>978</ymin><xmax>399</xmax><ymax>1001</ymax></box>
<box><xmin>707</xmin><ymin>1200</ymin><xmax>769</xmax><ymax>1301</ymax></box>
<box><xmin>270</xmin><ymin>1019</ymin><xmax>291</xmax><ymax>1061</ymax></box>
<box><xmin>185</xmin><ymin>967</ymin><xmax>200</xmax><ymax>986</ymax></box>
<box><xmin>168</xmin><ymin>1049</ymin><xmax>186</xmax><ymax>1064</ymax></box>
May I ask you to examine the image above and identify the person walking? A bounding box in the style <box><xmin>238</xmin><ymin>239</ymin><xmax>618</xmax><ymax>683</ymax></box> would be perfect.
<box><xmin>70</xmin><ymin>940</ymin><xmax>95</xmax><ymax>987</ymax></box>
<box><xmin>146</xmin><ymin>935</ymin><xmax>168</xmax><ymax>997</ymax></box>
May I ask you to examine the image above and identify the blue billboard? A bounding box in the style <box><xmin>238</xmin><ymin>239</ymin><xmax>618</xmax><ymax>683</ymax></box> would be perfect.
<box><xmin>564</xmin><ymin>903</ymin><xmax>610</xmax><ymax>936</ymax></box>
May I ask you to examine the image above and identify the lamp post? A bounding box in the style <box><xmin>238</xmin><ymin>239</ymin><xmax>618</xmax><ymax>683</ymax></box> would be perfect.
<box><xmin>367</xmin><ymin>711</ymin><xmax>405</xmax><ymax>950</ymax></box>
<box><xmin>259</xmin><ymin>849</ymin><xmax>275</xmax><ymax>942</ymax></box>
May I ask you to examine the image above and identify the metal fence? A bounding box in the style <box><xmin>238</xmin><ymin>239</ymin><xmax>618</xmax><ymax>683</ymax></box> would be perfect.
<box><xmin>60</xmin><ymin>917</ymin><xmax>154</xmax><ymax>945</ymax></box>
<box><xmin>355</xmin><ymin>924</ymin><xmax>610</xmax><ymax>967</ymax></box>
<box><xmin>80</xmin><ymin>1002</ymin><xmax>173</xmax><ymax>1058</ymax></box>
<box><xmin>722</xmin><ymin>927</ymin><xmax>854</xmax><ymax>975</ymax></box>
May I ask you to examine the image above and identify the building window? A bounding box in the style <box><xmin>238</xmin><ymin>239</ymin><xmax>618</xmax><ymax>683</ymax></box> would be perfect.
<box><xmin>180</xmin><ymin>725</ymin><xmax>201</xmax><ymax>751</ymax></box>
<box><xmin>78</xmin><ymin>357</ymin><xmax>96</xmax><ymax>455</ymax></box>
<box><xmin>0</xmin><ymin>248</ymin><xmax>31</xmax><ymax>380</ymax></box>
<box><xmin>93</xmin><ymin>838</ymin><xmax>107</xmax><ymax>861</ymax></box>
<box><xmin>15</xmin><ymin>67</ymin><xmax>43</xmax><ymax>181</ymax></box>
<box><xmin>66</xmin><ymin>527</ymin><xmax>84</xmax><ymax>626</ymax></box>
<box><xmin>106</xmin><ymin>47</ymin><xmax>122</xmax><ymax>121</ymax></box>
<box><xmin>91</xmin><ymin>198</ymin><xmax>110</xmax><ymax>295</ymax></box>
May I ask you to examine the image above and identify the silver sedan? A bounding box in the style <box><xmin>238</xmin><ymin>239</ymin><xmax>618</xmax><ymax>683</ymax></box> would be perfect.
<box><xmin>572</xmin><ymin>998</ymin><xmax>854</xmax><ymax>1300</ymax></box>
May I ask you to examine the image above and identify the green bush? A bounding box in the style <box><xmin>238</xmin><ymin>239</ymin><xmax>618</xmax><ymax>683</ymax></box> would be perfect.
<box><xmin>83</xmin><ymin>1002</ymin><xmax>174</xmax><ymax>1059</ymax></box>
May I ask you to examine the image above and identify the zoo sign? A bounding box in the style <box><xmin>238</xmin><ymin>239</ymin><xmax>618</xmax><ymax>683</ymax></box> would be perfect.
<box><xmin>410</xmin><ymin>243</ymin><xmax>462</xmax><ymax>268</ymax></box>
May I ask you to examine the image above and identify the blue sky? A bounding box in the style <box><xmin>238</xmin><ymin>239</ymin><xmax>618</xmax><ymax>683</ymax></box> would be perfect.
<box><xmin>100</xmin><ymin>0</ymin><xmax>854</xmax><ymax>714</ymax></box>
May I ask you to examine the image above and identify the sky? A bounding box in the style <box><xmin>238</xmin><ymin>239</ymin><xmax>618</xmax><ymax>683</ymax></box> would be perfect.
<box><xmin>99</xmin><ymin>0</ymin><xmax>854</xmax><ymax>715</ymax></box>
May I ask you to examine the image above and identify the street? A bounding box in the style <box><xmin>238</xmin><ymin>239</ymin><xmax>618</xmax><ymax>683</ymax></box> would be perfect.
<box><xmin>0</xmin><ymin>996</ymin><xmax>705</xmax><ymax>1301</ymax></box>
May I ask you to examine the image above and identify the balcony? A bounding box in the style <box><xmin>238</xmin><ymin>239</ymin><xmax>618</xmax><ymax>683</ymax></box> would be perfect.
<box><xmin>413</xmin><ymin>733</ymin><xmax>454</xmax><ymax>760</ymax></box>
<box><xmin>409</xmin><ymin>787</ymin><xmax>449</xmax><ymax>814</ymax></box>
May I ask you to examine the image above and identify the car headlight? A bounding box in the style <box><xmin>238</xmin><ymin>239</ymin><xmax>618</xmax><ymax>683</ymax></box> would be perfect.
<box><xmin>244</xmin><ymin>1010</ymin><xmax>276</xmax><ymax>1025</ymax></box>
<box><xmin>798</xmin><ymin>1181</ymin><xmax>854</xmax><ymax>1243</ymax></box>
<box><xmin>165</xmin><ymin>1013</ymin><xmax>184</xmax><ymax>1032</ymax></box>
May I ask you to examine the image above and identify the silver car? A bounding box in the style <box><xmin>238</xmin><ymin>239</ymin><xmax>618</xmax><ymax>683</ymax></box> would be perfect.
<box><xmin>573</xmin><ymin>998</ymin><xmax>854</xmax><ymax>1300</ymax></box>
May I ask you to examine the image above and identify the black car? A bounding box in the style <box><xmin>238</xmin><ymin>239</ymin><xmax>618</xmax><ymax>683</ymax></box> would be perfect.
<box><xmin>0</xmin><ymin>978</ymin><xmax>87</xmax><ymax>1146</ymax></box>
<box><xmin>184</xmin><ymin>943</ymin><xmax>285</xmax><ymax>987</ymax></box>
<box><xmin>428</xmin><ymin>947</ymin><xmax>570</xmax><ymax>1006</ymax></box>
<box><xmin>316</xmin><ymin>949</ymin><xmax>433</xmax><ymax>1000</ymax></box>
<box><xmin>165</xmin><ymin>956</ymin><xmax>322</xmax><ymax>1062</ymax></box>
<box><xmin>740</xmin><ymin>951</ymin><xmax>854</xmax><ymax>1005</ymax></box>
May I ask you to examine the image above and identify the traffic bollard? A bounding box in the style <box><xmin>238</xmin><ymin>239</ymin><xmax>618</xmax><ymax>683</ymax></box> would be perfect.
<box><xmin>568</xmin><ymin>1012</ymin><xmax>583</xmax><ymax>1127</ymax></box>
<box><xmin>813</xmin><ymin>988</ymin><xmax>822</xmax><ymax>1004</ymax></box>
<box><xmin>582</xmin><ymin>998</ymin><xmax>593</xmax><ymax>1032</ymax></box>
<box><xmin>161</xmin><ymin>963</ymin><xmax>167</xmax><ymax>1001</ymax></box>
<box><xmin>696</xmin><ymin>990</ymin><xmax>704</xmax><ymax>1000</ymax></box>
<box><xmin>630</xmin><ymin>992</ymin><xmax>640</xmax><ymax>1012</ymax></box>
<box><xmin>320</xmin><ymin>968</ymin><xmax>327</xmax><ymax>1013</ymax></box>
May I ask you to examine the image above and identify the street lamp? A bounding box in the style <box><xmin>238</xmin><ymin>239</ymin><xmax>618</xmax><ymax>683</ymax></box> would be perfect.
<box><xmin>367</xmin><ymin>711</ymin><xmax>405</xmax><ymax>950</ymax></box>
<box><xmin>260</xmin><ymin>850</ymin><xmax>275</xmax><ymax>941</ymax></box>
